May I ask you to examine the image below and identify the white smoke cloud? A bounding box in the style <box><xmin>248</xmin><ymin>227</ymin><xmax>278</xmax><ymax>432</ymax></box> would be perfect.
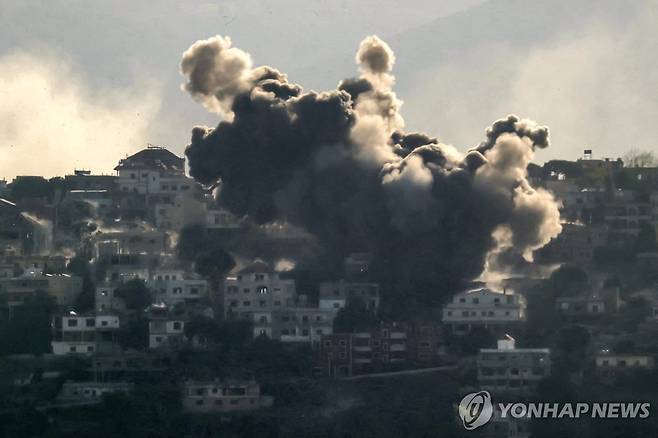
<box><xmin>0</xmin><ymin>49</ymin><xmax>162</xmax><ymax>180</ymax></box>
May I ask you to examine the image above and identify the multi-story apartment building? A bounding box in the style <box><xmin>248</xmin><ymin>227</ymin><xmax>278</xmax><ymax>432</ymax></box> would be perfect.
<box><xmin>0</xmin><ymin>270</ymin><xmax>82</xmax><ymax>307</ymax></box>
<box><xmin>318</xmin><ymin>322</ymin><xmax>442</xmax><ymax>377</ymax></box>
<box><xmin>318</xmin><ymin>280</ymin><xmax>380</xmax><ymax>312</ymax></box>
<box><xmin>114</xmin><ymin>146</ymin><xmax>191</xmax><ymax>195</ymax></box>
<box><xmin>251</xmin><ymin>307</ymin><xmax>335</xmax><ymax>345</ymax></box>
<box><xmin>95</xmin><ymin>283</ymin><xmax>125</xmax><ymax>312</ymax></box>
<box><xmin>94</xmin><ymin>228</ymin><xmax>169</xmax><ymax>260</ymax></box>
<box><xmin>604</xmin><ymin>201</ymin><xmax>653</xmax><ymax>237</ymax></box>
<box><xmin>51</xmin><ymin>313</ymin><xmax>121</xmax><ymax>355</ymax></box>
<box><xmin>5</xmin><ymin>254</ymin><xmax>67</xmax><ymax>273</ymax></box>
<box><xmin>442</xmin><ymin>288</ymin><xmax>526</xmax><ymax>334</ymax></box>
<box><xmin>223</xmin><ymin>261</ymin><xmax>296</xmax><ymax>319</ymax></box>
<box><xmin>477</xmin><ymin>337</ymin><xmax>551</xmax><ymax>394</ymax></box>
<box><xmin>182</xmin><ymin>380</ymin><xmax>273</xmax><ymax>413</ymax></box>
<box><xmin>147</xmin><ymin>305</ymin><xmax>189</xmax><ymax>350</ymax></box>
<box><xmin>148</xmin><ymin>268</ymin><xmax>209</xmax><ymax>306</ymax></box>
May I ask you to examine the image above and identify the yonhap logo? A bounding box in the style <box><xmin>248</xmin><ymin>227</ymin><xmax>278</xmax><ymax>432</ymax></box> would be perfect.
<box><xmin>459</xmin><ymin>391</ymin><xmax>493</xmax><ymax>430</ymax></box>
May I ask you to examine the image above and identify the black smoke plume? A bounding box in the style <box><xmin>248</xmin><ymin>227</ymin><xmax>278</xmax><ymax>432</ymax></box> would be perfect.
<box><xmin>181</xmin><ymin>35</ymin><xmax>561</xmax><ymax>307</ymax></box>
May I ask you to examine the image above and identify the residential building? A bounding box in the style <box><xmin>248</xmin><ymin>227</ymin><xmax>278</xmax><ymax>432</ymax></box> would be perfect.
<box><xmin>114</xmin><ymin>145</ymin><xmax>189</xmax><ymax>195</ymax></box>
<box><xmin>57</xmin><ymin>381</ymin><xmax>133</xmax><ymax>404</ymax></box>
<box><xmin>147</xmin><ymin>305</ymin><xmax>189</xmax><ymax>350</ymax></box>
<box><xmin>318</xmin><ymin>280</ymin><xmax>380</xmax><ymax>312</ymax></box>
<box><xmin>206</xmin><ymin>208</ymin><xmax>241</xmax><ymax>231</ymax></box>
<box><xmin>6</xmin><ymin>254</ymin><xmax>67</xmax><ymax>273</ymax></box>
<box><xmin>477</xmin><ymin>336</ymin><xmax>551</xmax><ymax>394</ymax></box>
<box><xmin>318</xmin><ymin>322</ymin><xmax>443</xmax><ymax>377</ymax></box>
<box><xmin>51</xmin><ymin>313</ymin><xmax>121</xmax><ymax>355</ymax></box>
<box><xmin>555</xmin><ymin>286</ymin><xmax>621</xmax><ymax>317</ymax></box>
<box><xmin>94</xmin><ymin>228</ymin><xmax>169</xmax><ymax>260</ymax></box>
<box><xmin>441</xmin><ymin>288</ymin><xmax>526</xmax><ymax>334</ymax></box>
<box><xmin>64</xmin><ymin>170</ymin><xmax>117</xmax><ymax>192</ymax></box>
<box><xmin>95</xmin><ymin>283</ymin><xmax>125</xmax><ymax>312</ymax></box>
<box><xmin>67</xmin><ymin>190</ymin><xmax>114</xmax><ymax>213</ymax></box>
<box><xmin>223</xmin><ymin>260</ymin><xmax>296</xmax><ymax>319</ymax></box>
<box><xmin>182</xmin><ymin>380</ymin><xmax>273</xmax><ymax>413</ymax></box>
<box><xmin>596</xmin><ymin>353</ymin><xmax>655</xmax><ymax>381</ymax></box>
<box><xmin>251</xmin><ymin>307</ymin><xmax>335</xmax><ymax>345</ymax></box>
<box><xmin>153</xmin><ymin>195</ymin><xmax>206</xmax><ymax>231</ymax></box>
<box><xmin>604</xmin><ymin>201</ymin><xmax>653</xmax><ymax>237</ymax></box>
<box><xmin>149</xmin><ymin>268</ymin><xmax>209</xmax><ymax>306</ymax></box>
<box><xmin>0</xmin><ymin>270</ymin><xmax>82</xmax><ymax>307</ymax></box>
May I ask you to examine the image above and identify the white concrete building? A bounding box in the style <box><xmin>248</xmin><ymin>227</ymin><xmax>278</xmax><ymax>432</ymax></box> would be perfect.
<box><xmin>51</xmin><ymin>313</ymin><xmax>121</xmax><ymax>355</ymax></box>
<box><xmin>223</xmin><ymin>261</ymin><xmax>296</xmax><ymax>319</ymax></box>
<box><xmin>478</xmin><ymin>337</ymin><xmax>551</xmax><ymax>393</ymax></box>
<box><xmin>442</xmin><ymin>287</ymin><xmax>526</xmax><ymax>333</ymax></box>
<box><xmin>114</xmin><ymin>146</ymin><xmax>191</xmax><ymax>196</ymax></box>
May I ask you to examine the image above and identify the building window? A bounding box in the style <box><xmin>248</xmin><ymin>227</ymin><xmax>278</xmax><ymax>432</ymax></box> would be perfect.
<box><xmin>67</xmin><ymin>319</ymin><xmax>78</xmax><ymax>327</ymax></box>
<box><xmin>259</xmin><ymin>286</ymin><xmax>268</xmax><ymax>294</ymax></box>
<box><xmin>173</xmin><ymin>322</ymin><xmax>182</xmax><ymax>330</ymax></box>
<box><xmin>86</xmin><ymin>318</ymin><xmax>95</xmax><ymax>327</ymax></box>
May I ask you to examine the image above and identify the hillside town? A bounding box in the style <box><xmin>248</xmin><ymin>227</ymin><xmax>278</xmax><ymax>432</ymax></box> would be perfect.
<box><xmin>0</xmin><ymin>145</ymin><xmax>657</xmax><ymax>437</ymax></box>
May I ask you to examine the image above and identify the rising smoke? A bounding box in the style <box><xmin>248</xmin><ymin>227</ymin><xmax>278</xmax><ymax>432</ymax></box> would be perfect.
<box><xmin>181</xmin><ymin>34</ymin><xmax>562</xmax><ymax>305</ymax></box>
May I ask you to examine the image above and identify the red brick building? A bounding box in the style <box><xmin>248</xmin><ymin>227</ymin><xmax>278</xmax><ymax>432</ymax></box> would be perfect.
<box><xmin>317</xmin><ymin>322</ymin><xmax>442</xmax><ymax>377</ymax></box>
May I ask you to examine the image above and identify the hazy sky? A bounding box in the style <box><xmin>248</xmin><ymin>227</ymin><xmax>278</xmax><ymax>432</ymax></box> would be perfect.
<box><xmin>0</xmin><ymin>0</ymin><xmax>656</xmax><ymax>178</ymax></box>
